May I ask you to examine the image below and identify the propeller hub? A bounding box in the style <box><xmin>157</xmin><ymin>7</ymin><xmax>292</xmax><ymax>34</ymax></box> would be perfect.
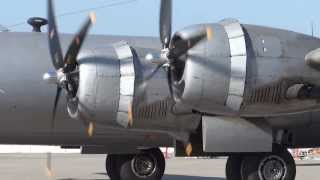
<box><xmin>160</xmin><ymin>48</ymin><xmax>170</xmax><ymax>60</ymax></box>
<box><xmin>43</xmin><ymin>70</ymin><xmax>66</xmax><ymax>85</ymax></box>
<box><xmin>43</xmin><ymin>71</ymin><xmax>57</xmax><ymax>84</ymax></box>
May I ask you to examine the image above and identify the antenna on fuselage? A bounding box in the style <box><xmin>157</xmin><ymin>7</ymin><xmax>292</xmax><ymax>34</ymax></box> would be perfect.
<box><xmin>27</xmin><ymin>17</ymin><xmax>48</xmax><ymax>32</ymax></box>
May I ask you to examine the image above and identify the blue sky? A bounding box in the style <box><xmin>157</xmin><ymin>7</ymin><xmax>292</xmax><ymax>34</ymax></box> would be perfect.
<box><xmin>0</xmin><ymin>0</ymin><xmax>319</xmax><ymax>37</ymax></box>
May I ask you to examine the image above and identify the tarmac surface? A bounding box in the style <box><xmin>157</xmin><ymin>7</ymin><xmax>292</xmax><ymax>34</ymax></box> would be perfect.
<box><xmin>0</xmin><ymin>154</ymin><xmax>318</xmax><ymax>180</ymax></box>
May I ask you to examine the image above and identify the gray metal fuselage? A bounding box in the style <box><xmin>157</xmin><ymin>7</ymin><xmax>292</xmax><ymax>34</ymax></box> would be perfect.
<box><xmin>1</xmin><ymin>21</ymin><xmax>320</xmax><ymax>149</ymax></box>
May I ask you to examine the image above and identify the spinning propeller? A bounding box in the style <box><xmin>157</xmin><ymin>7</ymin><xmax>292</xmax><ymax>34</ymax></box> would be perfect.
<box><xmin>159</xmin><ymin>0</ymin><xmax>212</xmax><ymax>155</ymax></box>
<box><xmin>43</xmin><ymin>0</ymin><xmax>96</xmax><ymax>133</ymax></box>
<box><xmin>44</xmin><ymin>1</ymin><xmax>96</xmax><ymax>175</ymax></box>
<box><xmin>145</xmin><ymin>0</ymin><xmax>212</xmax><ymax>99</ymax></box>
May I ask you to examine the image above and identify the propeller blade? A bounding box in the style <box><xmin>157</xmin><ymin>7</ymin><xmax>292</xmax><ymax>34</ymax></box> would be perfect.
<box><xmin>168</xmin><ymin>27</ymin><xmax>209</xmax><ymax>59</ymax></box>
<box><xmin>144</xmin><ymin>62</ymin><xmax>166</xmax><ymax>82</ymax></box>
<box><xmin>45</xmin><ymin>152</ymin><xmax>53</xmax><ymax>177</ymax></box>
<box><xmin>87</xmin><ymin>121</ymin><xmax>95</xmax><ymax>137</ymax></box>
<box><xmin>51</xmin><ymin>86</ymin><xmax>62</xmax><ymax>129</ymax></box>
<box><xmin>137</xmin><ymin>62</ymin><xmax>167</xmax><ymax>93</ymax></box>
<box><xmin>159</xmin><ymin>0</ymin><xmax>172</xmax><ymax>49</ymax></box>
<box><xmin>167</xmin><ymin>66</ymin><xmax>174</xmax><ymax>98</ymax></box>
<box><xmin>185</xmin><ymin>142</ymin><xmax>193</xmax><ymax>156</ymax></box>
<box><xmin>63</xmin><ymin>13</ymin><xmax>96</xmax><ymax>73</ymax></box>
<box><xmin>48</xmin><ymin>0</ymin><xmax>64</xmax><ymax>70</ymax></box>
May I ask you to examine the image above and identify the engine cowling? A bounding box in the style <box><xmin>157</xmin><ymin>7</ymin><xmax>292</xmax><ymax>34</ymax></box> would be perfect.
<box><xmin>69</xmin><ymin>45</ymin><xmax>124</xmax><ymax>127</ymax></box>
<box><xmin>171</xmin><ymin>20</ymin><xmax>243</xmax><ymax>115</ymax></box>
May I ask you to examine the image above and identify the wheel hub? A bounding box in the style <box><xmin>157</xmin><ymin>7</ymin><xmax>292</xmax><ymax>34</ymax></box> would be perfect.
<box><xmin>259</xmin><ymin>155</ymin><xmax>287</xmax><ymax>180</ymax></box>
<box><xmin>132</xmin><ymin>153</ymin><xmax>157</xmax><ymax>178</ymax></box>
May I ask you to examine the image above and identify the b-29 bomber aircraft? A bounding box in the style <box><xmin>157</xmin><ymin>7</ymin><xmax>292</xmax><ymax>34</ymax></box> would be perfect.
<box><xmin>1</xmin><ymin>0</ymin><xmax>320</xmax><ymax>179</ymax></box>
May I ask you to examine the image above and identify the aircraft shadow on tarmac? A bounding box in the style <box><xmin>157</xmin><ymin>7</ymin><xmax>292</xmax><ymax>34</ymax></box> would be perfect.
<box><xmin>59</xmin><ymin>175</ymin><xmax>225</xmax><ymax>180</ymax></box>
<box><xmin>164</xmin><ymin>175</ymin><xmax>225</xmax><ymax>180</ymax></box>
<box><xmin>64</xmin><ymin>173</ymin><xmax>226</xmax><ymax>180</ymax></box>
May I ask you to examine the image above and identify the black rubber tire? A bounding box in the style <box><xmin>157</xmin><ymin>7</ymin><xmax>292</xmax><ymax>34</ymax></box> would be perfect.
<box><xmin>150</xmin><ymin>148</ymin><xmax>166</xmax><ymax>177</ymax></box>
<box><xmin>118</xmin><ymin>148</ymin><xmax>165</xmax><ymax>180</ymax></box>
<box><xmin>106</xmin><ymin>155</ymin><xmax>121</xmax><ymax>180</ymax></box>
<box><xmin>241</xmin><ymin>145</ymin><xmax>296</xmax><ymax>180</ymax></box>
<box><xmin>226</xmin><ymin>155</ymin><xmax>243</xmax><ymax>180</ymax></box>
<box><xmin>241</xmin><ymin>154</ymin><xmax>265</xmax><ymax>180</ymax></box>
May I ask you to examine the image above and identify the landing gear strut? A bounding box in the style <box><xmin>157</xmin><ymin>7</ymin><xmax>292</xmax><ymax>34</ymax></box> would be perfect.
<box><xmin>106</xmin><ymin>148</ymin><xmax>165</xmax><ymax>180</ymax></box>
<box><xmin>226</xmin><ymin>145</ymin><xmax>296</xmax><ymax>180</ymax></box>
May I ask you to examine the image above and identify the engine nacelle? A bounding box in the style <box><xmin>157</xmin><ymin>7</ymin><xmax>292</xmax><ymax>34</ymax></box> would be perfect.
<box><xmin>171</xmin><ymin>19</ymin><xmax>320</xmax><ymax>117</ymax></box>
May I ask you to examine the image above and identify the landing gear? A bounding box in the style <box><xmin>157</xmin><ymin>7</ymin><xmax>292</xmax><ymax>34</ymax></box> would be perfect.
<box><xmin>105</xmin><ymin>148</ymin><xmax>165</xmax><ymax>180</ymax></box>
<box><xmin>226</xmin><ymin>145</ymin><xmax>296</xmax><ymax>180</ymax></box>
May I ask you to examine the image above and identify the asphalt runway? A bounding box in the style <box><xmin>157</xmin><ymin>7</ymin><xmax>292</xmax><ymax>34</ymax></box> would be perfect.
<box><xmin>0</xmin><ymin>154</ymin><xmax>318</xmax><ymax>180</ymax></box>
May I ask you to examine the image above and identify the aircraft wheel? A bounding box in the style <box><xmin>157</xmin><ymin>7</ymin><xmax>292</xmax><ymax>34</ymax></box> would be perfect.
<box><xmin>118</xmin><ymin>148</ymin><xmax>165</xmax><ymax>180</ymax></box>
<box><xmin>241</xmin><ymin>145</ymin><xmax>296</xmax><ymax>180</ymax></box>
<box><xmin>226</xmin><ymin>155</ymin><xmax>243</xmax><ymax>180</ymax></box>
<box><xmin>106</xmin><ymin>155</ymin><xmax>120</xmax><ymax>180</ymax></box>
